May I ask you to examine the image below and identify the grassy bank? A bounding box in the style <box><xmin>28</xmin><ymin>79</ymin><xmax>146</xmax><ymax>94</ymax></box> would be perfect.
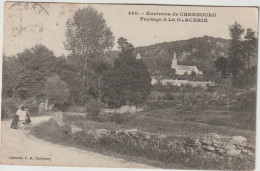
<box><xmin>31</xmin><ymin>105</ymin><xmax>255</xmax><ymax>169</ymax></box>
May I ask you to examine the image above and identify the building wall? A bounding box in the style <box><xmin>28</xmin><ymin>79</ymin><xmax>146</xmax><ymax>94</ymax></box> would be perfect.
<box><xmin>176</xmin><ymin>69</ymin><xmax>191</xmax><ymax>75</ymax></box>
<box><xmin>161</xmin><ymin>79</ymin><xmax>213</xmax><ymax>87</ymax></box>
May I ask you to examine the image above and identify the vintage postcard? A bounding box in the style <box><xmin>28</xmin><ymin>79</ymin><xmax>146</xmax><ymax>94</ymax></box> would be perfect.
<box><xmin>0</xmin><ymin>1</ymin><xmax>258</xmax><ymax>170</ymax></box>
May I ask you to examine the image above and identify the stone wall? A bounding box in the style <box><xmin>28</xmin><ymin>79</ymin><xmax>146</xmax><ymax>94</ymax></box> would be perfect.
<box><xmin>48</xmin><ymin>115</ymin><xmax>255</xmax><ymax>169</ymax></box>
<box><xmin>69</xmin><ymin>126</ymin><xmax>254</xmax><ymax>159</ymax></box>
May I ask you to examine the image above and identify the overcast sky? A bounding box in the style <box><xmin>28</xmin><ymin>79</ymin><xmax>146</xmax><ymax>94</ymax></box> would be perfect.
<box><xmin>3</xmin><ymin>2</ymin><xmax>258</xmax><ymax>56</ymax></box>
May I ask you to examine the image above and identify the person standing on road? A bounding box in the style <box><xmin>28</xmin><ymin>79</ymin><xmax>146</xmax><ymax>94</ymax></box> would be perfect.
<box><xmin>25</xmin><ymin>106</ymin><xmax>32</xmax><ymax>125</ymax></box>
<box><xmin>16</xmin><ymin>105</ymin><xmax>27</xmax><ymax>129</ymax></box>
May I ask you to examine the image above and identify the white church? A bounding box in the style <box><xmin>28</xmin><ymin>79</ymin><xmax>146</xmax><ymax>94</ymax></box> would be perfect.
<box><xmin>171</xmin><ymin>52</ymin><xmax>203</xmax><ymax>75</ymax></box>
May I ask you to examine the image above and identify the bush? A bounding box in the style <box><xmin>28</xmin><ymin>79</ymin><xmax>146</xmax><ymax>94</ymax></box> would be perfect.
<box><xmin>146</xmin><ymin>100</ymin><xmax>176</xmax><ymax>110</ymax></box>
<box><xmin>236</xmin><ymin>91</ymin><xmax>256</xmax><ymax>112</ymax></box>
<box><xmin>68</xmin><ymin>105</ymin><xmax>86</xmax><ymax>113</ymax></box>
<box><xmin>53</xmin><ymin>103</ymin><xmax>70</xmax><ymax>112</ymax></box>
<box><xmin>106</xmin><ymin>113</ymin><xmax>135</xmax><ymax>124</ymax></box>
<box><xmin>1</xmin><ymin>98</ymin><xmax>22</xmax><ymax>118</ymax></box>
<box><xmin>164</xmin><ymin>93</ymin><xmax>175</xmax><ymax>100</ymax></box>
<box><xmin>25</xmin><ymin>103</ymin><xmax>39</xmax><ymax>115</ymax></box>
<box><xmin>86</xmin><ymin>100</ymin><xmax>104</xmax><ymax>119</ymax></box>
<box><xmin>44</xmin><ymin>75</ymin><xmax>69</xmax><ymax>106</ymax></box>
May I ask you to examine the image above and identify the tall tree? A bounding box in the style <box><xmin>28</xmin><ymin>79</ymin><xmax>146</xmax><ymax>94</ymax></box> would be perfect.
<box><xmin>227</xmin><ymin>22</ymin><xmax>245</xmax><ymax>86</ymax></box>
<box><xmin>214</xmin><ymin>57</ymin><xmax>229</xmax><ymax>79</ymax></box>
<box><xmin>244</xmin><ymin>28</ymin><xmax>257</xmax><ymax>70</ymax></box>
<box><xmin>59</xmin><ymin>68</ymin><xmax>81</xmax><ymax>105</ymax></box>
<box><xmin>64</xmin><ymin>6</ymin><xmax>114</xmax><ymax>102</ymax></box>
<box><xmin>2</xmin><ymin>55</ymin><xmax>21</xmax><ymax>99</ymax></box>
<box><xmin>102</xmin><ymin>38</ymin><xmax>151</xmax><ymax>107</ymax></box>
<box><xmin>15</xmin><ymin>44</ymin><xmax>65</xmax><ymax>99</ymax></box>
<box><xmin>43</xmin><ymin>75</ymin><xmax>69</xmax><ymax>106</ymax></box>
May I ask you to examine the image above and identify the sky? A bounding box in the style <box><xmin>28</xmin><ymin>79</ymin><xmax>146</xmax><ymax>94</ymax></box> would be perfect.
<box><xmin>3</xmin><ymin>2</ymin><xmax>259</xmax><ymax>57</ymax></box>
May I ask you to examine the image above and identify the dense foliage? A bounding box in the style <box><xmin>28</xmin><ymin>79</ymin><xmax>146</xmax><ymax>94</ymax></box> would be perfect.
<box><xmin>214</xmin><ymin>22</ymin><xmax>257</xmax><ymax>87</ymax></box>
<box><xmin>2</xmin><ymin>8</ymin><xmax>257</xmax><ymax>118</ymax></box>
<box><xmin>64</xmin><ymin>6</ymin><xmax>114</xmax><ymax>102</ymax></box>
<box><xmin>102</xmin><ymin>38</ymin><xmax>151</xmax><ymax>107</ymax></box>
<box><xmin>2</xmin><ymin>44</ymin><xmax>66</xmax><ymax>100</ymax></box>
<box><xmin>2</xmin><ymin>8</ymin><xmax>152</xmax><ymax>113</ymax></box>
<box><xmin>133</xmin><ymin>36</ymin><xmax>230</xmax><ymax>82</ymax></box>
<box><xmin>44</xmin><ymin>75</ymin><xmax>70</xmax><ymax>105</ymax></box>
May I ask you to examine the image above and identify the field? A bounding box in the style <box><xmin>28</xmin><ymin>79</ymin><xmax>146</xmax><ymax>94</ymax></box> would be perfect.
<box><xmin>32</xmin><ymin>88</ymin><xmax>256</xmax><ymax>170</ymax></box>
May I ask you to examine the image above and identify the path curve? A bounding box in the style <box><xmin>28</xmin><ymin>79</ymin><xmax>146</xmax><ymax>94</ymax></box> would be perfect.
<box><xmin>0</xmin><ymin>116</ymin><xmax>155</xmax><ymax>168</ymax></box>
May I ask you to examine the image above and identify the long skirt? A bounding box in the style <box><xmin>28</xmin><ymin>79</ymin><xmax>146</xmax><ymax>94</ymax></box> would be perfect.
<box><xmin>11</xmin><ymin>115</ymin><xmax>19</xmax><ymax>129</ymax></box>
<box><xmin>26</xmin><ymin>115</ymin><xmax>31</xmax><ymax>125</ymax></box>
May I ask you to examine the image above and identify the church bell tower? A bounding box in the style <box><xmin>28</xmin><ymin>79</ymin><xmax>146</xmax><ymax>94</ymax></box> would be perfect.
<box><xmin>171</xmin><ymin>52</ymin><xmax>178</xmax><ymax>68</ymax></box>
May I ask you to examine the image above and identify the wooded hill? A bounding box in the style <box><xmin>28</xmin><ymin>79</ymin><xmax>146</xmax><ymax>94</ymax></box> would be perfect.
<box><xmin>107</xmin><ymin>36</ymin><xmax>231</xmax><ymax>81</ymax></box>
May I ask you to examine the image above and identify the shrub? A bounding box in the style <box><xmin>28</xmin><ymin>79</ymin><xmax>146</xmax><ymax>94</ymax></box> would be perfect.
<box><xmin>236</xmin><ymin>91</ymin><xmax>256</xmax><ymax>112</ymax></box>
<box><xmin>86</xmin><ymin>100</ymin><xmax>104</xmax><ymax>118</ymax></box>
<box><xmin>25</xmin><ymin>103</ymin><xmax>38</xmax><ymax>115</ymax></box>
<box><xmin>164</xmin><ymin>93</ymin><xmax>175</xmax><ymax>100</ymax></box>
<box><xmin>68</xmin><ymin>105</ymin><xmax>86</xmax><ymax>113</ymax></box>
<box><xmin>1</xmin><ymin>98</ymin><xmax>21</xmax><ymax>118</ymax></box>
<box><xmin>146</xmin><ymin>100</ymin><xmax>176</xmax><ymax>110</ymax></box>
<box><xmin>44</xmin><ymin>75</ymin><xmax>69</xmax><ymax>106</ymax></box>
<box><xmin>54</xmin><ymin>103</ymin><xmax>70</xmax><ymax>112</ymax></box>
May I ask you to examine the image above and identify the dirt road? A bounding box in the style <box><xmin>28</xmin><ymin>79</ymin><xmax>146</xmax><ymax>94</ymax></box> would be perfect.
<box><xmin>0</xmin><ymin>116</ymin><xmax>154</xmax><ymax>168</ymax></box>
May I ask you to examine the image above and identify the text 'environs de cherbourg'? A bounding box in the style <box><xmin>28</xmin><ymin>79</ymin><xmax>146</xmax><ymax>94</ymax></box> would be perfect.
<box><xmin>128</xmin><ymin>11</ymin><xmax>217</xmax><ymax>23</ymax></box>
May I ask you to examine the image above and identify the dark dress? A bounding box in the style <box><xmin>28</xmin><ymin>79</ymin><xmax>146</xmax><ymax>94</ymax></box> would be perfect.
<box><xmin>11</xmin><ymin>115</ymin><xmax>19</xmax><ymax>129</ymax></box>
<box><xmin>26</xmin><ymin>115</ymin><xmax>31</xmax><ymax>125</ymax></box>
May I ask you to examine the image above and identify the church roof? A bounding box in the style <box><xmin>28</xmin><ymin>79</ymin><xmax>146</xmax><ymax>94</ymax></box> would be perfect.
<box><xmin>176</xmin><ymin>65</ymin><xmax>192</xmax><ymax>71</ymax></box>
<box><xmin>175</xmin><ymin>65</ymin><xmax>199</xmax><ymax>71</ymax></box>
<box><xmin>189</xmin><ymin>66</ymin><xmax>198</xmax><ymax>70</ymax></box>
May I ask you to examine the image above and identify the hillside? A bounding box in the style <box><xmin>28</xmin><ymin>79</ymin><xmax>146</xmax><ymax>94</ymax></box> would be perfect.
<box><xmin>107</xmin><ymin>36</ymin><xmax>230</xmax><ymax>81</ymax></box>
<box><xmin>134</xmin><ymin>36</ymin><xmax>230</xmax><ymax>80</ymax></box>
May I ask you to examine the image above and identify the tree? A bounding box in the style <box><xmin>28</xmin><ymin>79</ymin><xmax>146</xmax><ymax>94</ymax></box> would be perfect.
<box><xmin>4</xmin><ymin>44</ymin><xmax>64</xmax><ymax>100</ymax></box>
<box><xmin>102</xmin><ymin>38</ymin><xmax>151</xmax><ymax>107</ymax></box>
<box><xmin>227</xmin><ymin>22</ymin><xmax>245</xmax><ymax>86</ymax></box>
<box><xmin>243</xmin><ymin>28</ymin><xmax>257</xmax><ymax>70</ymax></box>
<box><xmin>2</xmin><ymin>55</ymin><xmax>21</xmax><ymax>99</ymax></box>
<box><xmin>64</xmin><ymin>6</ymin><xmax>114</xmax><ymax>101</ymax></box>
<box><xmin>43</xmin><ymin>75</ymin><xmax>69</xmax><ymax>105</ymax></box>
<box><xmin>214</xmin><ymin>57</ymin><xmax>229</xmax><ymax>79</ymax></box>
<box><xmin>59</xmin><ymin>69</ymin><xmax>81</xmax><ymax>105</ymax></box>
<box><xmin>214</xmin><ymin>22</ymin><xmax>257</xmax><ymax>87</ymax></box>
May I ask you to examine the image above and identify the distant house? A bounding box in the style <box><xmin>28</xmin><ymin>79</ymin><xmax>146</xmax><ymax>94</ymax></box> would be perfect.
<box><xmin>171</xmin><ymin>52</ymin><xmax>203</xmax><ymax>75</ymax></box>
<box><xmin>161</xmin><ymin>79</ymin><xmax>213</xmax><ymax>88</ymax></box>
<box><xmin>136</xmin><ymin>53</ymin><xmax>142</xmax><ymax>60</ymax></box>
<box><xmin>151</xmin><ymin>76</ymin><xmax>158</xmax><ymax>85</ymax></box>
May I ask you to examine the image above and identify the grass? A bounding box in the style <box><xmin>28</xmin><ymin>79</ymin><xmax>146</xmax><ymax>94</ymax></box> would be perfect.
<box><xmin>31</xmin><ymin>89</ymin><xmax>256</xmax><ymax>169</ymax></box>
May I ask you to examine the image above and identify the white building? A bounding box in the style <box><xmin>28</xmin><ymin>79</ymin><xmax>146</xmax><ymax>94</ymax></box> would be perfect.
<box><xmin>151</xmin><ymin>76</ymin><xmax>159</xmax><ymax>85</ymax></box>
<box><xmin>136</xmin><ymin>53</ymin><xmax>142</xmax><ymax>60</ymax></box>
<box><xmin>171</xmin><ymin>52</ymin><xmax>203</xmax><ymax>75</ymax></box>
<box><xmin>161</xmin><ymin>79</ymin><xmax>213</xmax><ymax>88</ymax></box>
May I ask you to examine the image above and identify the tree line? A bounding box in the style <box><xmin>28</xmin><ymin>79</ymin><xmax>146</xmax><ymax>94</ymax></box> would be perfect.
<box><xmin>2</xmin><ymin>6</ymin><xmax>151</xmax><ymax>109</ymax></box>
<box><xmin>214</xmin><ymin>22</ymin><xmax>257</xmax><ymax>87</ymax></box>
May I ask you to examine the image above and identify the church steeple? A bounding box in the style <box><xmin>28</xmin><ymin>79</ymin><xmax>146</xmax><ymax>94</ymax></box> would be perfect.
<box><xmin>171</xmin><ymin>52</ymin><xmax>177</xmax><ymax>68</ymax></box>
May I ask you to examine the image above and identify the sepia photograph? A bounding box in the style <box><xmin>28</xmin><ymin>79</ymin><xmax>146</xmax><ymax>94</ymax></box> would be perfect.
<box><xmin>0</xmin><ymin>1</ymin><xmax>259</xmax><ymax>170</ymax></box>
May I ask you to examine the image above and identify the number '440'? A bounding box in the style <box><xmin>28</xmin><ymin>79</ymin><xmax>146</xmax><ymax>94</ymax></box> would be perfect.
<box><xmin>128</xmin><ymin>11</ymin><xmax>139</xmax><ymax>15</ymax></box>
